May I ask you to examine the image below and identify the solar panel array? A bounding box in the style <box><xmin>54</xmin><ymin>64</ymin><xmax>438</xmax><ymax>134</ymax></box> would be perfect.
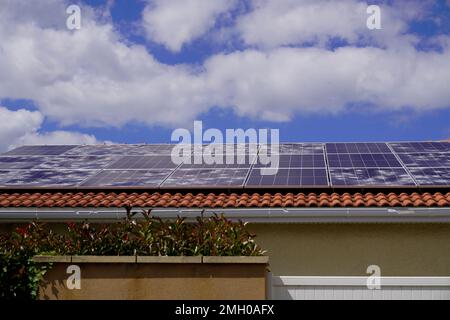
<box><xmin>0</xmin><ymin>142</ymin><xmax>448</xmax><ymax>189</ymax></box>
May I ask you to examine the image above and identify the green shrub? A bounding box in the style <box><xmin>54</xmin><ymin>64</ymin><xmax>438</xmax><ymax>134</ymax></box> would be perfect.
<box><xmin>0</xmin><ymin>211</ymin><xmax>264</xmax><ymax>299</ymax></box>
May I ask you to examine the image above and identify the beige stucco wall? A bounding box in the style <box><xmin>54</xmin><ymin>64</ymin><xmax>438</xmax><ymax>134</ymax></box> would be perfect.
<box><xmin>39</xmin><ymin>261</ymin><xmax>267</xmax><ymax>300</ymax></box>
<box><xmin>248</xmin><ymin>223</ymin><xmax>450</xmax><ymax>276</ymax></box>
<box><xmin>3</xmin><ymin>221</ymin><xmax>450</xmax><ymax>277</ymax></box>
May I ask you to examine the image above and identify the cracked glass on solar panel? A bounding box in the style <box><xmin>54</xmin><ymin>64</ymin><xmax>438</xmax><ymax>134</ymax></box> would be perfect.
<box><xmin>1</xmin><ymin>170</ymin><xmax>97</xmax><ymax>187</ymax></box>
<box><xmin>246</xmin><ymin>168</ymin><xmax>328</xmax><ymax>187</ymax></box>
<box><xmin>0</xmin><ymin>156</ymin><xmax>48</xmax><ymax>169</ymax></box>
<box><xmin>81</xmin><ymin>169</ymin><xmax>174</xmax><ymax>187</ymax></box>
<box><xmin>259</xmin><ymin>143</ymin><xmax>324</xmax><ymax>154</ymax></box>
<box><xmin>65</xmin><ymin>144</ymin><xmax>185</xmax><ymax>156</ymax></box>
<box><xmin>3</xmin><ymin>145</ymin><xmax>77</xmax><ymax>156</ymax></box>
<box><xmin>181</xmin><ymin>154</ymin><xmax>256</xmax><ymax>169</ymax></box>
<box><xmin>389</xmin><ymin>142</ymin><xmax>450</xmax><ymax>153</ymax></box>
<box><xmin>0</xmin><ymin>170</ymin><xmax>23</xmax><ymax>184</ymax></box>
<box><xmin>326</xmin><ymin>143</ymin><xmax>391</xmax><ymax>154</ymax></box>
<box><xmin>34</xmin><ymin>156</ymin><xmax>119</xmax><ymax>170</ymax></box>
<box><xmin>162</xmin><ymin>169</ymin><xmax>248</xmax><ymax>188</ymax></box>
<box><xmin>329</xmin><ymin>168</ymin><xmax>415</xmax><ymax>186</ymax></box>
<box><xmin>107</xmin><ymin>156</ymin><xmax>178</xmax><ymax>169</ymax></box>
<box><xmin>407</xmin><ymin>168</ymin><xmax>450</xmax><ymax>186</ymax></box>
<box><xmin>396</xmin><ymin>153</ymin><xmax>450</xmax><ymax>168</ymax></box>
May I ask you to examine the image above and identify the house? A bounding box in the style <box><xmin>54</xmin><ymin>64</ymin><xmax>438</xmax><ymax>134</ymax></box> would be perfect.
<box><xmin>0</xmin><ymin>142</ymin><xmax>449</xmax><ymax>300</ymax></box>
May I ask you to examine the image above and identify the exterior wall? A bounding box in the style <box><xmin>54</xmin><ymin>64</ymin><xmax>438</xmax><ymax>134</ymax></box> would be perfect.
<box><xmin>248</xmin><ymin>223</ymin><xmax>450</xmax><ymax>276</ymax></box>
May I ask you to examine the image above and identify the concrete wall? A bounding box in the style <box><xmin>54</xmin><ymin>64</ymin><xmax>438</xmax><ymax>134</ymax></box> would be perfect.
<box><xmin>248</xmin><ymin>223</ymin><xmax>450</xmax><ymax>276</ymax></box>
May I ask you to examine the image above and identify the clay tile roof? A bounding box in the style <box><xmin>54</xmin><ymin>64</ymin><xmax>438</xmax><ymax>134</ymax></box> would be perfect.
<box><xmin>0</xmin><ymin>191</ymin><xmax>448</xmax><ymax>209</ymax></box>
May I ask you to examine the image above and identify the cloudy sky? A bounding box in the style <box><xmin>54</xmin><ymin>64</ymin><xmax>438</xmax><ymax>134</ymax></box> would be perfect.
<box><xmin>0</xmin><ymin>0</ymin><xmax>450</xmax><ymax>151</ymax></box>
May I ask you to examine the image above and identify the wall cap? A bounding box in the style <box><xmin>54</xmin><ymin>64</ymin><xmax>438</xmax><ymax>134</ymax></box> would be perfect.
<box><xmin>33</xmin><ymin>255</ymin><xmax>269</xmax><ymax>264</ymax></box>
<box><xmin>203</xmin><ymin>256</ymin><xmax>269</xmax><ymax>264</ymax></box>
<box><xmin>33</xmin><ymin>255</ymin><xmax>71</xmax><ymax>263</ymax></box>
<box><xmin>136</xmin><ymin>256</ymin><xmax>202</xmax><ymax>263</ymax></box>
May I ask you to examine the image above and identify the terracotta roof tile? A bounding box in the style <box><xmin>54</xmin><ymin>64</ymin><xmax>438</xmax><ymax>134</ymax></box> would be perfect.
<box><xmin>0</xmin><ymin>191</ymin><xmax>448</xmax><ymax>209</ymax></box>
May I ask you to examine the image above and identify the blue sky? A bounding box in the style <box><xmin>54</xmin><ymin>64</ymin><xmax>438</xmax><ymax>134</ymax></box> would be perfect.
<box><xmin>0</xmin><ymin>0</ymin><xmax>450</xmax><ymax>150</ymax></box>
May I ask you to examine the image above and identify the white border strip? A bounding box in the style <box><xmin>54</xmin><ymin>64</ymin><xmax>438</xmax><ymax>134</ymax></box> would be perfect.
<box><xmin>273</xmin><ymin>276</ymin><xmax>450</xmax><ymax>287</ymax></box>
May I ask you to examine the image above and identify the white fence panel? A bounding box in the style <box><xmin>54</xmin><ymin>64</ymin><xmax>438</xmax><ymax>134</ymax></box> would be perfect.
<box><xmin>271</xmin><ymin>276</ymin><xmax>450</xmax><ymax>300</ymax></box>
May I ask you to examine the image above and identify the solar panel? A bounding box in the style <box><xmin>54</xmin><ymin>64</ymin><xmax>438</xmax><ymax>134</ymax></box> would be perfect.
<box><xmin>192</xmin><ymin>144</ymin><xmax>259</xmax><ymax>156</ymax></box>
<box><xmin>180</xmin><ymin>153</ymin><xmax>256</xmax><ymax>169</ymax></box>
<box><xmin>326</xmin><ymin>143</ymin><xmax>391</xmax><ymax>154</ymax></box>
<box><xmin>389</xmin><ymin>142</ymin><xmax>450</xmax><ymax>153</ymax></box>
<box><xmin>327</xmin><ymin>153</ymin><xmax>402</xmax><ymax>168</ymax></box>
<box><xmin>64</xmin><ymin>144</ymin><xmax>188</xmax><ymax>156</ymax></box>
<box><xmin>81</xmin><ymin>169</ymin><xmax>174</xmax><ymax>187</ymax></box>
<box><xmin>407</xmin><ymin>168</ymin><xmax>450</xmax><ymax>186</ymax></box>
<box><xmin>245</xmin><ymin>168</ymin><xmax>328</xmax><ymax>188</ymax></box>
<box><xmin>35</xmin><ymin>156</ymin><xmax>119</xmax><ymax>170</ymax></box>
<box><xmin>253</xmin><ymin>154</ymin><xmax>326</xmax><ymax>168</ymax></box>
<box><xmin>0</xmin><ymin>142</ymin><xmax>448</xmax><ymax>189</ymax></box>
<box><xmin>0</xmin><ymin>170</ymin><xmax>24</xmax><ymax>184</ymax></box>
<box><xmin>161</xmin><ymin>168</ymin><xmax>248</xmax><ymax>188</ymax></box>
<box><xmin>396</xmin><ymin>153</ymin><xmax>450</xmax><ymax>168</ymax></box>
<box><xmin>0</xmin><ymin>156</ymin><xmax>47</xmax><ymax>169</ymax></box>
<box><xmin>0</xmin><ymin>170</ymin><xmax>97</xmax><ymax>187</ymax></box>
<box><xmin>329</xmin><ymin>168</ymin><xmax>416</xmax><ymax>187</ymax></box>
<box><xmin>259</xmin><ymin>143</ymin><xmax>324</xmax><ymax>154</ymax></box>
<box><xmin>106</xmin><ymin>156</ymin><xmax>178</xmax><ymax>169</ymax></box>
<box><xmin>3</xmin><ymin>145</ymin><xmax>77</xmax><ymax>156</ymax></box>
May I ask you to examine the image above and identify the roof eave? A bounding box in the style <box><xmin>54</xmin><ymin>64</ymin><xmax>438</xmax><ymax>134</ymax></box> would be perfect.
<box><xmin>1</xmin><ymin>206</ymin><xmax>450</xmax><ymax>223</ymax></box>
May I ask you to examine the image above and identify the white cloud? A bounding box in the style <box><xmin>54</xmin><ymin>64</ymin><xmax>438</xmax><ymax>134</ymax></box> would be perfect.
<box><xmin>142</xmin><ymin>0</ymin><xmax>235</xmax><ymax>52</ymax></box>
<box><xmin>0</xmin><ymin>0</ymin><xmax>449</xmax><ymax>134</ymax></box>
<box><xmin>235</xmin><ymin>0</ymin><xmax>422</xmax><ymax>49</ymax></box>
<box><xmin>0</xmin><ymin>0</ymin><xmax>210</xmax><ymax>128</ymax></box>
<box><xmin>204</xmin><ymin>46</ymin><xmax>450</xmax><ymax>121</ymax></box>
<box><xmin>0</xmin><ymin>107</ymin><xmax>97</xmax><ymax>152</ymax></box>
